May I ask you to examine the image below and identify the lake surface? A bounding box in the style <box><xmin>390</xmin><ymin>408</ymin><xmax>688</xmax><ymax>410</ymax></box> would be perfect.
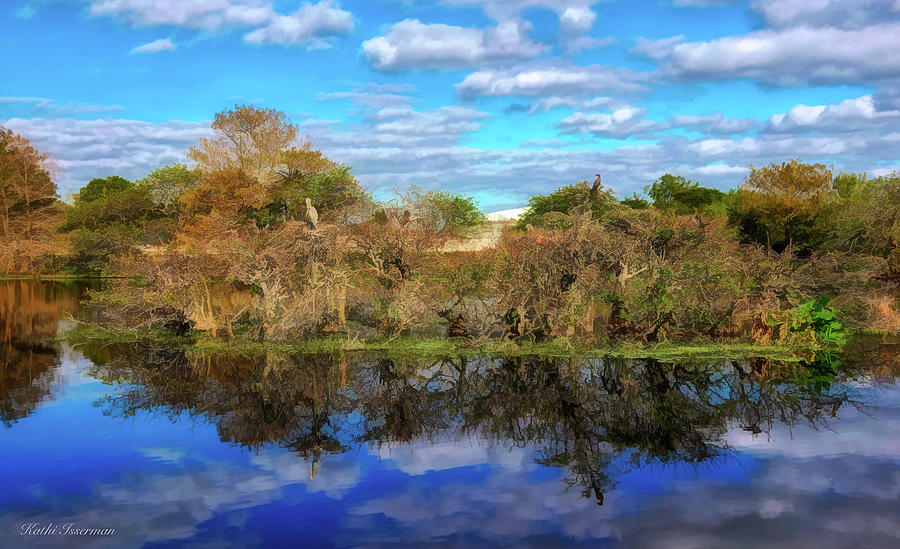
<box><xmin>1</xmin><ymin>280</ymin><xmax>898</xmax><ymax>548</ymax></box>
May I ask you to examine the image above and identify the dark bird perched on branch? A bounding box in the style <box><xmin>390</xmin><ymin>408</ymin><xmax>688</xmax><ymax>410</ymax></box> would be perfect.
<box><xmin>590</xmin><ymin>174</ymin><xmax>602</xmax><ymax>206</ymax></box>
<box><xmin>305</xmin><ymin>197</ymin><xmax>318</xmax><ymax>229</ymax></box>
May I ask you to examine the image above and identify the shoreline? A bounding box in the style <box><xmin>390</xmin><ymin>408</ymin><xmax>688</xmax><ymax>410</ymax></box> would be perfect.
<box><xmin>59</xmin><ymin>324</ymin><xmax>835</xmax><ymax>361</ymax></box>
<box><xmin>0</xmin><ymin>274</ymin><xmax>127</xmax><ymax>281</ymax></box>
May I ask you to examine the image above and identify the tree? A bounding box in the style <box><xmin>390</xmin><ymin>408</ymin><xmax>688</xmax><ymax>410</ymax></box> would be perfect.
<box><xmin>63</xmin><ymin>176</ymin><xmax>160</xmax><ymax>273</ymax></box>
<box><xmin>516</xmin><ymin>180</ymin><xmax>616</xmax><ymax>230</ymax></box>
<box><xmin>277</xmin><ymin>164</ymin><xmax>370</xmax><ymax>225</ymax></box>
<box><xmin>180</xmin><ymin>106</ymin><xmax>372</xmax><ymax>232</ymax></box>
<box><xmin>185</xmin><ymin>105</ymin><xmax>298</xmax><ymax>217</ymax></box>
<box><xmin>646</xmin><ymin>174</ymin><xmax>725</xmax><ymax>214</ymax></box>
<box><xmin>190</xmin><ymin>104</ymin><xmax>298</xmax><ymax>183</ymax></box>
<box><xmin>77</xmin><ymin>175</ymin><xmax>132</xmax><ymax>203</ymax></box>
<box><xmin>620</xmin><ymin>193</ymin><xmax>649</xmax><ymax>209</ymax></box>
<box><xmin>0</xmin><ymin>126</ymin><xmax>61</xmax><ymax>272</ymax></box>
<box><xmin>818</xmin><ymin>173</ymin><xmax>899</xmax><ymax>267</ymax></box>
<box><xmin>730</xmin><ymin>160</ymin><xmax>833</xmax><ymax>253</ymax></box>
<box><xmin>398</xmin><ymin>186</ymin><xmax>485</xmax><ymax>236</ymax></box>
<box><xmin>833</xmin><ymin>171</ymin><xmax>867</xmax><ymax>199</ymax></box>
<box><xmin>137</xmin><ymin>164</ymin><xmax>200</xmax><ymax>212</ymax></box>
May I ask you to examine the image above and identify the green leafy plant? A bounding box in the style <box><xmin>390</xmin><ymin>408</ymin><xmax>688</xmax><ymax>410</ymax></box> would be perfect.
<box><xmin>789</xmin><ymin>297</ymin><xmax>847</xmax><ymax>346</ymax></box>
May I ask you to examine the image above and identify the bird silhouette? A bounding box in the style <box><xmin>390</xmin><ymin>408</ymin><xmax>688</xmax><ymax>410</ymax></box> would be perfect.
<box><xmin>305</xmin><ymin>197</ymin><xmax>318</xmax><ymax>229</ymax></box>
<box><xmin>590</xmin><ymin>174</ymin><xmax>602</xmax><ymax>207</ymax></box>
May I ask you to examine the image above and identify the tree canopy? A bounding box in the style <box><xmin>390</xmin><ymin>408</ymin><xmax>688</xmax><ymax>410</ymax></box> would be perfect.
<box><xmin>77</xmin><ymin>175</ymin><xmax>133</xmax><ymax>203</ymax></box>
<box><xmin>646</xmin><ymin>173</ymin><xmax>726</xmax><ymax>214</ymax></box>
<box><xmin>138</xmin><ymin>164</ymin><xmax>199</xmax><ymax>211</ymax></box>
<box><xmin>0</xmin><ymin>126</ymin><xmax>60</xmax><ymax>272</ymax></box>
<box><xmin>730</xmin><ymin>160</ymin><xmax>833</xmax><ymax>252</ymax></box>
<box><xmin>516</xmin><ymin>180</ymin><xmax>616</xmax><ymax>230</ymax></box>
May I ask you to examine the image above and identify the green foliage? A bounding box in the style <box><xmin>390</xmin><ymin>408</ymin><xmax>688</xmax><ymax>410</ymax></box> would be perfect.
<box><xmin>703</xmin><ymin>189</ymin><xmax>737</xmax><ymax>218</ymax></box>
<box><xmin>816</xmin><ymin>173</ymin><xmax>899</xmax><ymax>263</ymax></box>
<box><xmin>645</xmin><ymin>174</ymin><xmax>726</xmax><ymax>214</ymax></box>
<box><xmin>516</xmin><ymin>181</ymin><xmax>615</xmax><ymax>229</ymax></box>
<box><xmin>67</xmin><ymin>225</ymin><xmax>147</xmax><ymax>274</ymax></box>
<box><xmin>833</xmin><ymin>172</ymin><xmax>867</xmax><ymax>199</ymax></box>
<box><xmin>63</xmin><ymin>180</ymin><xmax>162</xmax><ymax>273</ymax></box>
<box><xmin>407</xmin><ymin>187</ymin><xmax>486</xmax><ymax>236</ymax></box>
<box><xmin>76</xmin><ymin>176</ymin><xmax>133</xmax><ymax>203</ymax></box>
<box><xmin>245</xmin><ymin>164</ymin><xmax>371</xmax><ymax>228</ymax></box>
<box><xmin>64</xmin><ymin>185</ymin><xmax>156</xmax><ymax>232</ymax></box>
<box><xmin>729</xmin><ymin>160</ymin><xmax>833</xmax><ymax>253</ymax></box>
<box><xmin>516</xmin><ymin>183</ymin><xmax>584</xmax><ymax>229</ymax></box>
<box><xmin>768</xmin><ymin>350</ymin><xmax>842</xmax><ymax>395</ymax></box>
<box><xmin>283</xmin><ymin>165</ymin><xmax>369</xmax><ymax>221</ymax></box>
<box><xmin>620</xmin><ymin>193</ymin><xmax>649</xmax><ymax>209</ymax></box>
<box><xmin>137</xmin><ymin>164</ymin><xmax>199</xmax><ymax>210</ymax></box>
<box><xmin>788</xmin><ymin>297</ymin><xmax>847</xmax><ymax>346</ymax></box>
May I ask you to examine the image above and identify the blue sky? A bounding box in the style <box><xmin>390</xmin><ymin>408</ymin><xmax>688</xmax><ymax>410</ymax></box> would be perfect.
<box><xmin>2</xmin><ymin>0</ymin><xmax>899</xmax><ymax>211</ymax></box>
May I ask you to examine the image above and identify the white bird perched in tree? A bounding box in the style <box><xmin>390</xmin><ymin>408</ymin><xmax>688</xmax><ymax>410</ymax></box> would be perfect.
<box><xmin>305</xmin><ymin>197</ymin><xmax>318</xmax><ymax>229</ymax></box>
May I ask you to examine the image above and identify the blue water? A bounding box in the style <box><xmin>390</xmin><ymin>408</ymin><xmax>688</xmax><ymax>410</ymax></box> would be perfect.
<box><xmin>0</xmin><ymin>282</ymin><xmax>898</xmax><ymax>548</ymax></box>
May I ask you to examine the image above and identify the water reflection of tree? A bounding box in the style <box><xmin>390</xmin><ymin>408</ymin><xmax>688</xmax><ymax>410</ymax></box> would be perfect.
<box><xmin>87</xmin><ymin>347</ymin><xmax>892</xmax><ymax>504</ymax></box>
<box><xmin>0</xmin><ymin>281</ymin><xmax>84</xmax><ymax>426</ymax></box>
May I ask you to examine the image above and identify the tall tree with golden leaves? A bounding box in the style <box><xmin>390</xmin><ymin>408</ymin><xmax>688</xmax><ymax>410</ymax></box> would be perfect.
<box><xmin>0</xmin><ymin>127</ymin><xmax>60</xmax><ymax>272</ymax></box>
<box><xmin>183</xmin><ymin>105</ymin><xmax>299</xmax><ymax>218</ymax></box>
<box><xmin>732</xmin><ymin>160</ymin><xmax>833</xmax><ymax>253</ymax></box>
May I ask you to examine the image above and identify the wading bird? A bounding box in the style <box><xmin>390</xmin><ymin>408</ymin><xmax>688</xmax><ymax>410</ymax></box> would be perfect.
<box><xmin>305</xmin><ymin>197</ymin><xmax>318</xmax><ymax>229</ymax></box>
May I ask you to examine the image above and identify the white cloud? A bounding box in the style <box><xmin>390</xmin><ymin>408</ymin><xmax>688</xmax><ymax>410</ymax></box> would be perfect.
<box><xmin>368</xmin><ymin>105</ymin><xmax>489</xmax><ymax>137</ymax></box>
<box><xmin>84</xmin><ymin>0</ymin><xmax>274</xmax><ymax>31</ymax></box>
<box><xmin>317</xmin><ymin>91</ymin><xmax>413</xmax><ymax>109</ymax></box>
<box><xmin>315</xmin><ymin>82</ymin><xmax>418</xmax><ymax>111</ymax></box>
<box><xmin>582</xmin><ymin>96</ymin><xmax>613</xmax><ymax>110</ymax></box>
<box><xmin>873</xmin><ymin>85</ymin><xmax>900</xmax><ymax>111</ymax></box>
<box><xmin>456</xmin><ymin>64</ymin><xmax>648</xmax><ymax>99</ymax></box>
<box><xmin>85</xmin><ymin>0</ymin><xmax>355</xmax><ymax>49</ymax></box>
<box><xmin>671</xmin><ymin>112</ymin><xmax>758</xmax><ymax>134</ymax></box>
<box><xmin>559</xmin><ymin>6</ymin><xmax>595</xmax><ymax>33</ymax></box>
<box><xmin>0</xmin><ymin>97</ymin><xmax>125</xmax><ymax>114</ymax></box>
<box><xmin>131</xmin><ymin>38</ymin><xmax>175</xmax><ymax>54</ymax></box>
<box><xmin>444</xmin><ymin>0</ymin><xmax>611</xmax><ymax>54</ymax></box>
<box><xmin>443</xmin><ymin>0</ymin><xmax>594</xmax><ymax>20</ymax></box>
<box><xmin>672</xmin><ymin>0</ymin><xmax>740</xmax><ymax>5</ymax></box>
<box><xmin>558</xmin><ymin>106</ymin><xmax>657</xmax><ymax>138</ymax></box>
<box><xmin>749</xmin><ymin>0</ymin><xmax>900</xmax><ymax>29</ymax></box>
<box><xmin>377</xmin><ymin>438</ymin><xmax>533</xmax><ymax>476</ymax></box>
<box><xmin>362</xmin><ymin>19</ymin><xmax>546</xmax><ymax>71</ymax></box>
<box><xmin>768</xmin><ymin>95</ymin><xmax>900</xmax><ymax>133</ymax></box>
<box><xmin>634</xmin><ymin>23</ymin><xmax>900</xmax><ymax>86</ymax></box>
<box><xmin>556</xmin><ymin>108</ymin><xmax>756</xmax><ymax>138</ymax></box>
<box><xmin>689</xmin><ymin>163</ymin><xmax>748</xmax><ymax>176</ymax></box>
<box><xmin>521</xmin><ymin>138</ymin><xmax>567</xmax><ymax>147</ymax></box>
<box><xmin>0</xmin><ymin>96</ymin><xmax>47</xmax><ymax>104</ymax></box>
<box><xmin>528</xmin><ymin>96</ymin><xmax>580</xmax><ymax>112</ymax></box>
<box><xmin>242</xmin><ymin>1</ymin><xmax>354</xmax><ymax>48</ymax></box>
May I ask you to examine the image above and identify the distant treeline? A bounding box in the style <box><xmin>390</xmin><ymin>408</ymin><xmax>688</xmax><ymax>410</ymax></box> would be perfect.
<box><xmin>1</xmin><ymin>106</ymin><xmax>897</xmax><ymax>345</ymax></box>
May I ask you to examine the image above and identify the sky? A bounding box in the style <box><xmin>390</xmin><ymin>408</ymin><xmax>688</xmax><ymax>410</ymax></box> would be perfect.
<box><xmin>1</xmin><ymin>0</ymin><xmax>899</xmax><ymax>211</ymax></box>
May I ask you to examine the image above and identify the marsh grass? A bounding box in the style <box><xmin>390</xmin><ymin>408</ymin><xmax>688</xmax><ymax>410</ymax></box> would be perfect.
<box><xmin>60</xmin><ymin>321</ymin><xmax>819</xmax><ymax>361</ymax></box>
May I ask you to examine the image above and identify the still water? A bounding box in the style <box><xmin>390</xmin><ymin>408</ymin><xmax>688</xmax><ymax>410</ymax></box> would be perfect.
<box><xmin>1</xmin><ymin>280</ymin><xmax>898</xmax><ymax>548</ymax></box>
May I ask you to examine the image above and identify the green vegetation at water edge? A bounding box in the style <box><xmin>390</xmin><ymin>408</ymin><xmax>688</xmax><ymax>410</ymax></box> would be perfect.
<box><xmin>61</xmin><ymin>323</ymin><xmax>820</xmax><ymax>361</ymax></box>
